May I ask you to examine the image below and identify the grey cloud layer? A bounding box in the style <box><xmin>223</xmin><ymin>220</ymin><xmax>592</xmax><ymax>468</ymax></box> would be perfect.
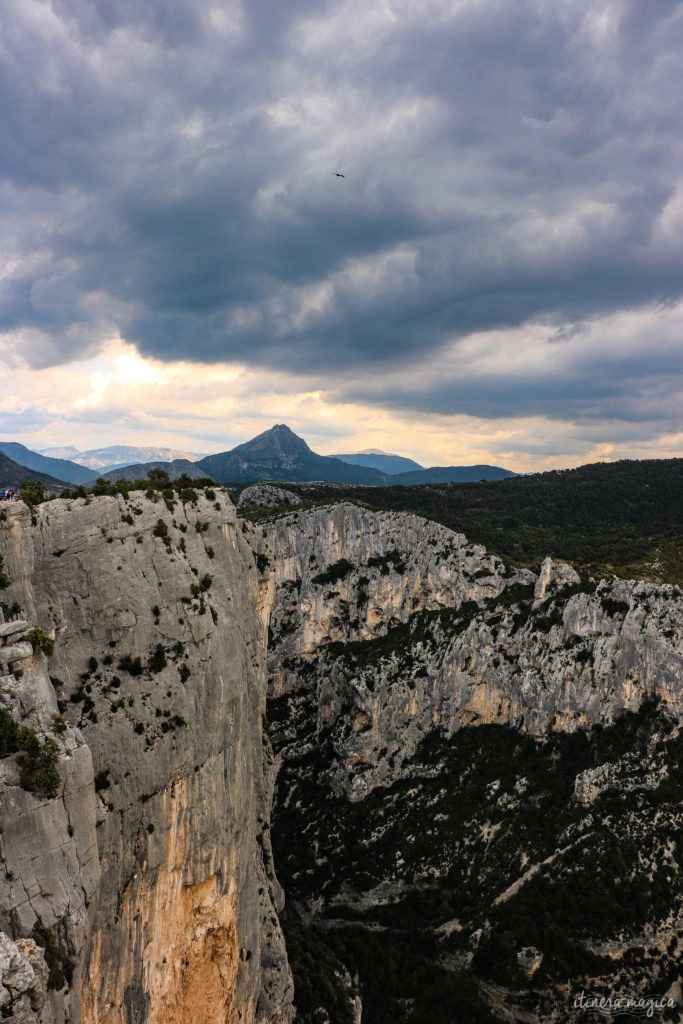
<box><xmin>1</xmin><ymin>0</ymin><xmax>682</xmax><ymax>425</ymax></box>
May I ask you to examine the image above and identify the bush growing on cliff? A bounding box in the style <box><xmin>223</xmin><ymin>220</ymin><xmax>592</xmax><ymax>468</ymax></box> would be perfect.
<box><xmin>19</xmin><ymin>735</ymin><xmax>61</xmax><ymax>798</ymax></box>
<box><xmin>32</xmin><ymin>926</ymin><xmax>70</xmax><ymax>990</ymax></box>
<box><xmin>254</xmin><ymin>551</ymin><xmax>270</xmax><ymax>573</ymax></box>
<box><xmin>0</xmin><ymin>601</ymin><xmax>22</xmax><ymax>620</ymax></box>
<box><xmin>118</xmin><ymin>654</ymin><xmax>143</xmax><ymax>676</ymax></box>
<box><xmin>152</xmin><ymin>519</ymin><xmax>171</xmax><ymax>549</ymax></box>
<box><xmin>18</xmin><ymin>480</ymin><xmax>46</xmax><ymax>508</ymax></box>
<box><xmin>599</xmin><ymin>595</ymin><xmax>630</xmax><ymax>617</ymax></box>
<box><xmin>367</xmin><ymin>549</ymin><xmax>406</xmax><ymax>574</ymax></box>
<box><xmin>0</xmin><ymin>708</ymin><xmax>61</xmax><ymax>799</ymax></box>
<box><xmin>148</xmin><ymin>644</ymin><xmax>167</xmax><ymax>673</ymax></box>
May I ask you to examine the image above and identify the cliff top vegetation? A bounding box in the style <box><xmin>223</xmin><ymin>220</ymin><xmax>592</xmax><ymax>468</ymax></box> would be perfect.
<box><xmin>238</xmin><ymin>459</ymin><xmax>683</xmax><ymax>584</ymax></box>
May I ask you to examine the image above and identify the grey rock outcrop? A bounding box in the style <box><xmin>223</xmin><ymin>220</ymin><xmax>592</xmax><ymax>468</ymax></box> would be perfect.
<box><xmin>533</xmin><ymin>556</ymin><xmax>581</xmax><ymax>607</ymax></box>
<box><xmin>262</xmin><ymin>501</ymin><xmax>683</xmax><ymax>1023</ymax></box>
<box><xmin>0</xmin><ymin>933</ymin><xmax>49</xmax><ymax>1022</ymax></box>
<box><xmin>266</xmin><ymin>502</ymin><xmax>531</xmax><ymax>678</ymax></box>
<box><xmin>0</xmin><ymin>494</ymin><xmax>293</xmax><ymax>1024</ymax></box>
<box><xmin>0</xmin><ymin>600</ymin><xmax>99</xmax><ymax>1024</ymax></box>
<box><xmin>238</xmin><ymin>485</ymin><xmax>303</xmax><ymax>510</ymax></box>
<box><xmin>265</xmin><ymin>504</ymin><xmax>683</xmax><ymax>797</ymax></box>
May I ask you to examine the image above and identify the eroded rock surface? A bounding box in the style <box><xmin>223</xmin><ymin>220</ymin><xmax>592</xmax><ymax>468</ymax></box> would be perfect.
<box><xmin>0</xmin><ymin>494</ymin><xmax>293</xmax><ymax>1024</ymax></box>
<box><xmin>265</xmin><ymin>504</ymin><xmax>682</xmax><ymax>796</ymax></box>
<box><xmin>238</xmin><ymin>485</ymin><xmax>303</xmax><ymax>510</ymax></box>
<box><xmin>263</xmin><ymin>502</ymin><xmax>683</xmax><ymax>1024</ymax></box>
<box><xmin>0</xmin><ymin>933</ymin><xmax>49</xmax><ymax>1023</ymax></box>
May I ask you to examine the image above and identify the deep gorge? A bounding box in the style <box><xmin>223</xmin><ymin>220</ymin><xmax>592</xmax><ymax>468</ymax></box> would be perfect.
<box><xmin>0</xmin><ymin>484</ymin><xmax>681</xmax><ymax>1023</ymax></box>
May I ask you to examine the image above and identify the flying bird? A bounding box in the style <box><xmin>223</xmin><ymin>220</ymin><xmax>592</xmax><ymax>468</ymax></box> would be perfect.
<box><xmin>334</xmin><ymin>172</ymin><xmax>345</xmax><ymax>178</ymax></box>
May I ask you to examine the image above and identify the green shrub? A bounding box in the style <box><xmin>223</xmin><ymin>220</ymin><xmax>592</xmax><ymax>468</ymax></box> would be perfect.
<box><xmin>27</xmin><ymin>626</ymin><xmax>55</xmax><ymax>657</ymax></box>
<box><xmin>32</xmin><ymin>927</ymin><xmax>69</xmax><ymax>990</ymax></box>
<box><xmin>18</xmin><ymin>480</ymin><xmax>46</xmax><ymax>508</ymax></box>
<box><xmin>255</xmin><ymin>552</ymin><xmax>270</xmax><ymax>573</ymax></box>
<box><xmin>148</xmin><ymin>644</ymin><xmax>167</xmax><ymax>673</ymax></box>
<box><xmin>148</xmin><ymin>468</ymin><xmax>170</xmax><ymax>487</ymax></box>
<box><xmin>600</xmin><ymin>596</ymin><xmax>630</xmax><ymax>617</ymax></box>
<box><xmin>19</xmin><ymin>738</ymin><xmax>60</xmax><ymax>798</ymax></box>
<box><xmin>1</xmin><ymin>712</ymin><xmax>61</xmax><ymax>798</ymax></box>
<box><xmin>152</xmin><ymin>519</ymin><xmax>171</xmax><ymax>548</ymax></box>
<box><xmin>118</xmin><ymin>654</ymin><xmax>143</xmax><ymax>676</ymax></box>
<box><xmin>367</xmin><ymin>550</ymin><xmax>406</xmax><ymax>574</ymax></box>
<box><xmin>0</xmin><ymin>708</ymin><xmax>61</xmax><ymax>799</ymax></box>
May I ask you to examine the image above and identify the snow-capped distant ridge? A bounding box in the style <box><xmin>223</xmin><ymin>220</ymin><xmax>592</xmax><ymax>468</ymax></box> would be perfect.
<box><xmin>41</xmin><ymin>444</ymin><xmax>206</xmax><ymax>470</ymax></box>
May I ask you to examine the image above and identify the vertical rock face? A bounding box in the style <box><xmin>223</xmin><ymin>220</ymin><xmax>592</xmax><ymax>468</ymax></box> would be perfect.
<box><xmin>265</xmin><ymin>504</ymin><xmax>683</xmax><ymax>796</ymax></box>
<box><xmin>267</xmin><ymin>502</ymin><xmax>531</xmax><ymax>677</ymax></box>
<box><xmin>0</xmin><ymin>494</ymin><xmax>293</xmax><ymax>1024</ymax></box>
<box><xmin>264</xmin><ymin>502</ymin><xmax>683</xmax><ymax>1022</ymax></box>
<box><xmin>0</xmin><ymin>595</ymin><xmax>100</xmax><ymax>1023</ymax></box>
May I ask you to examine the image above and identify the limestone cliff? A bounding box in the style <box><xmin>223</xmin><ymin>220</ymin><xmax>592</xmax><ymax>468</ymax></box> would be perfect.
<box><xmin>261</xmin><ymin>502</ymin><xmax>683</xmax><ymax>1023</ymax></box>
<box><xmin>2</xmin><ymin>489</ymin><xmax>681</xmax><ymax>1024</ymax></box>
<box><xmin>265</xmin><ymin>504</ymin><xmax>682</xmax><ymax>797</ymax></box>
<box><xmin>0</xmin><ymin>493</ymin><xmax>293</xmax><ymax>1024</ymax></box>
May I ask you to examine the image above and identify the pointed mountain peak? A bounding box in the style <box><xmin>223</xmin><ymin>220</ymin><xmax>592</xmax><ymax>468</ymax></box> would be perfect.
<box><xmin>234</xmin><ymin>424</ymin><xmax>312</xmax><ymax>456</ymax></box>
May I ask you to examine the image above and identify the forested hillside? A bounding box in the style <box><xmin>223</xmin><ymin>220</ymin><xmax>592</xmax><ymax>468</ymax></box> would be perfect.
<box><xmin>238</xmin><ymin>459</ymin><xmax>683</xmax><ymax>584</ymax></box>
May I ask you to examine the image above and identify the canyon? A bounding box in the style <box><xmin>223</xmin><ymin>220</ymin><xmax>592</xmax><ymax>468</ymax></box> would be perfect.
<box><xmin>0</xmin><ymin>484</ymin><xmax>681</xmax><ymax>1022</ymax></box>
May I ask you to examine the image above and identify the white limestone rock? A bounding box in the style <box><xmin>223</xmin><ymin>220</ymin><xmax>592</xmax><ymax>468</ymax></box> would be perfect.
<box><xmin>238</xmin><ymin>484</ymin><xmax>303</xmax><ymax>509</ymax></box>
<box><xmin>0</xmin><ymin>495</ymin><xmax>293</xmax><ymax>1024</ymax></box>
<box><xmin>0</xmin><ymin>933</ymin><xmax>48</xmax><ymax>1021</ymax></box>
<box><xmin>533</xmin><ymin>556</ymin><xmax>581</xmax><ymax>608</ymax></box>
<box><xmin>265</xmin><ymin>504</ymin><xmax>683</xmax><ymax>798</ymax></box>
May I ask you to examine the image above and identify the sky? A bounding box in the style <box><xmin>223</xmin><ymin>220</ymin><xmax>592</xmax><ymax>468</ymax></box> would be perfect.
<box><xmin>1</xmin><ymin>0</ymin><xmax>682</xmax><ymax>471</ymax></box>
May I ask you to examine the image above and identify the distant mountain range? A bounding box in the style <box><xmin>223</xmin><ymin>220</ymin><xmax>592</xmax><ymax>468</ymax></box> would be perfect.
<box><xmin>334</xmin><ymin>450</ymin><xmax>515</xmax><ymax>484</ymax></box>
<box><xmin>40</xmin><ymin>444</ymin><xmax>206</xmax><ymax>471</ymax></box>
<box><xmin>196</xmin><ymin>425</ymin><xmax>387</xmax><ymax>485</ymax></box>
<box><xmin>195</xmin><ymin>426</ymin><xmax>515</xmax><ymax>485</ymax></box>
<box><xmin>0</xmin><ymin>451</ymin><xmax>69</xmax><ymax>492</ymax></box>
<box><xmin>0</xmin><ymin>442</ymin><xmax>99</xmax><ymax>485</ymax></box>
<box><xmin>334</xmin><ymin>450</ymin><xmax>424</xmax><ymax>475</ymax></box>
<box><xmin>1</xmin><ymin>426</ymin><xmax>515</xmax><ymax>489</ymax></box>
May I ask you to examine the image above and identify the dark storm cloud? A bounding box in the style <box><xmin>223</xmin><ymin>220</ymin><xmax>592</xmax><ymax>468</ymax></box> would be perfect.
<box><xmin>1</xmin><ymin>0</ymin><xmax>682</xmax><ymax>425</ymax></box>
<box><xmin>348</xmin><ymin>367</ymin><xmax>683</xmax><ymax>425</ymax></box>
